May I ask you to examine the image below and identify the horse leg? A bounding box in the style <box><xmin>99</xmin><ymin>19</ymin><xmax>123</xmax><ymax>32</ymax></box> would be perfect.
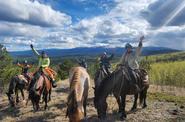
<box><xmin>20</xmin><ymin>89</ymin><xmax>25</xmax><ymax>100</ymax></box>
<box><xmin>15</xmin><ymin>88</ymin><xmax>19</xmax><ymax>104</ymax></box>
<box><xmin>48</xmin><ymin>89</ymin><xmax>51</xmax><ymax>102</ymax></box>
<box><xmin>44</xmin><ymin>91</ymin><xmax>48</xmax><ymax>110</ymax></box>
<box><xmin>114</xmin><ymin>94</ymin><xmax>122</xmax><ymax>113</ymax></box>
<box><xmin>36</xmin><ymin>96</ymin><xmax>40</xmax><ymax>111</ymax></box>
<box><xmin>26</xmin><ymin>94</ymin><xmax>30</xmax><ymax>106</ymax></box>
<box><xmin>142</xmin><ymin>89</ymin><xmax>147</xmax><ymax>108</ymax></box>
<box><xmin>131</xmin><ymin>94</ymin><xmax>138</xmax><ymax>111</ymax></box>
<box><xmin>31</xmin><ymin>98</ymin><xmax>36</xmax><ymax>111</ymax></box>
<box><xmin>120</xmin><ymin>95</ymin><xmax>127</xmax><ymax>120</ymax></box>
<box><xmin>83</xmin><ymin>95</ymin><xmax>88</xmax><ymax>117</ymax></box>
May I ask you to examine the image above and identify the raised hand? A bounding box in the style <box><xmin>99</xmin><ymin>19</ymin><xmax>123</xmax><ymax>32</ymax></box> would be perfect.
<box><xmin>30</xmin><ymin>44</ymin><xmax>33</xmax><ymax>49</ymax></box>
<box><xmin>140</xmin><ymin>35</ymin><xmax>145</xmax><ymax>41</ymax></box>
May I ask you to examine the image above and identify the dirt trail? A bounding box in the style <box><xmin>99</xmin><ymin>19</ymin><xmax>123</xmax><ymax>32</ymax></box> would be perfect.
<box><xmin>0</xmin><ymin>80</ymin><xmax>185</xmax><ymax>122</ymax></box>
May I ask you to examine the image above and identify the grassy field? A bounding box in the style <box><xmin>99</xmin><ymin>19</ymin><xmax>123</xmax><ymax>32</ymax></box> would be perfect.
<box><xmin>149</xmin><ymin>61</ymin><xmax>185</xmax><ymax>87</ymax></box>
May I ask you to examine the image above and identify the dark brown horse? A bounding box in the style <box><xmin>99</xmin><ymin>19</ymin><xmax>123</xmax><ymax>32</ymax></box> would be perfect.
<box><xmin>94</xmin><ymin>67</ymin><xmax>124</xmax><ymax>113</ymax></box>
<box><xmin>66</xmin><ymin>67</ymin><xmax>90</xmax><ymax>122</ymax></box>
<box><xmin>94</xmin><ymin>66</ymin><xmax>149</xmax><ymax>120</ymax></box>
<box><xmin>6</xmin><ymin>74</ymin><xmax>33</xmax><ymax>107</ymax></box>
<box><xmin>28</xmin><ymin>71</ymin><xmax>52</xmax><ymax>111</ymax></box>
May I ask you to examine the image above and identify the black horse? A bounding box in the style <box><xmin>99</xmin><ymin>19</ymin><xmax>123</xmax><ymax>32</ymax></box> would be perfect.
<box><xmin>94</xmin><ymin>66</ymin><xmax>124</xmax><ymax>114</ymax></box>
<box><xmin>6</xmin><ymin>75</ymin><xmax>29</xmax><ymax>107</ymax></box>
<box><xmin>94</xmin><ymin>66</ymin><xmax>149</xmax><ymax>120</ymax></box>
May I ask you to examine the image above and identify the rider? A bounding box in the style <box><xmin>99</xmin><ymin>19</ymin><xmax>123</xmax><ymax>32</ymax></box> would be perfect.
<box><xmin>30</xmin><ymin>44</ymin><xmax>57</xmax><ymax>88</ymax></box>
<box><xmin>120</xmin><ymin>36</ymin><xmax>144</xmax><ymax>69</ymax></box>
<box><xmin>77</xmin><ymin>58</ymin><xmax>88</xmax><ymax>69</ymax></box>
<box><xmin>99</xmin><ymin>52</ymin><xmax>114</xmax><ymax>75</ymax></box>
<box><xmin>17</xmin><ymin>60</ymin><xmax>32</xmax><ymax>82</ymax></box>
<box><xmin>119</xmin><ymin>36</ymin><xmax>145</xmax><ymax>83</ymax></box>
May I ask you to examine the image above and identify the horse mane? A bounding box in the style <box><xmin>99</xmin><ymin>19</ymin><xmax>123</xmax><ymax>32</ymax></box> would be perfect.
<box><xmin>95</xmin><ymin>71</ymin><xmax>116</xmax><ymax>98</ymax></box>
<box><xmin>67</xmin><ymin>68</ymin><xmax>81</xmax><ymax>115</ymax></box>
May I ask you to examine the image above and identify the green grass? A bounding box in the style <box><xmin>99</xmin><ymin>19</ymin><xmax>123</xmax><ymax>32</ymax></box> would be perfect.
<box><xmin>149</xmin><ymin>61</ymin><xmax>185</xmax><ymax>87</ymax></box>
<box><xmin>148</xmin><ymin>92</ymin><xmax>185</xmax><ymax>105</ymax></box>
<box><xmin>146</xmin><ymin>51</ymin><xmax>185</xmax><ymax>63</ymax></box>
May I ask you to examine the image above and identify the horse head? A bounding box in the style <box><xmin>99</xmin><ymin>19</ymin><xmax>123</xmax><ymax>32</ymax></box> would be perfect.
<box><xmin>66</xmin><ymin>90</ymin><xmax>84</xmax><ymax>122</ymax></box>
<box><xmin>140</xmin><ymin>69</ymin><xmax>149</xmax><ymax>86</ymax></box>
<box><xmin>6</xmin><ymin>92</ymin><xmax>15</xmax><ymax>107</ymax></box>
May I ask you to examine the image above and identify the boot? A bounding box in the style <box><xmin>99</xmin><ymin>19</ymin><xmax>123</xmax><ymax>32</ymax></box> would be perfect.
<box><xmin>51</xmin><ymin>79</ymin><xmax>57</xmax><ymax>88</ymax></box>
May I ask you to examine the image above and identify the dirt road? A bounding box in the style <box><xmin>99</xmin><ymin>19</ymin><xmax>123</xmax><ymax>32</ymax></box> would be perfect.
<box><xmin>0</xmin><ymin>80</ymin><xmax>185</xmax><ymax>122</ymax></box>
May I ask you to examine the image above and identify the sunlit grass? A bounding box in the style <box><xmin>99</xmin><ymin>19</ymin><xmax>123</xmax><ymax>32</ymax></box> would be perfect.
<box><xmin>149</xmin><ymin>61</ymin><xmax>185</xmax><ymax>87</ymax></box>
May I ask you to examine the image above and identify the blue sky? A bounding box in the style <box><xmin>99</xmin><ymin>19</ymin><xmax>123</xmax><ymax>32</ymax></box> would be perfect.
<box><xmin>0</xmin><ymin>0</ymin><xmax>185</xmax><ymax>51</ymax></box>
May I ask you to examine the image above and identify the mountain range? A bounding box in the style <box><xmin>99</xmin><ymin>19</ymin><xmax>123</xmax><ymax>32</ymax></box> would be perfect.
<box><xmin>10</xmin><ymin>46</ymin><xmax>180</xmax><ymax>58</ymax></box>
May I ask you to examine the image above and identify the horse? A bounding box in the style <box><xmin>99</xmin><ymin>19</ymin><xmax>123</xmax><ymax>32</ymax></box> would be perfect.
<box><xmin>28</xmin><ymin>70</ymin><xmax>52</xmax><ymax>111</ymax></box>
<box><xmin>6</xmin><ymin>74</ymin><xmax>32</xmax><ymax>107</ymax></box>
<box><xmin>93</xmin><ymin>66</ymin><xmax>125</xmax><ymax>114</ymax></box>
<box><xmin>66</xmin><ymin>67</ymin><xmax>90</xmax><ymax>122</ymax></box>
<box><xmin>94</xmin><ymin>66</ymin><xmax>149</xmax><ymax>120</ymax></box>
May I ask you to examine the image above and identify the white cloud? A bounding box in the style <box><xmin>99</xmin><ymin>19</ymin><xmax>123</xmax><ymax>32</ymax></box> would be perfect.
<box><xmin>67</xmin><ymin>0</ymin><xmax>155</xmax><ymax>48</ymax></box>
<box><xmin>0</xmin><ymin>0</ymin><xmax>71</xmax><ymax>27</ymax></box>
<box><xmin>0</xmin><ymin>21</ymin><xmax>46</xmax><ymax>37</ymax></box>
<box><xmin>1</xmin><ymin>0</ymin><xmax>185</xmax><ymax>51</ymax></box>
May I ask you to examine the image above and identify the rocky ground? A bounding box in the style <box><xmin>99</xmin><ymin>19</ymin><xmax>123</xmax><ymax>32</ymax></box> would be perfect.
<box><xmin>0</xmin><ymin>80</ymin><xmax>185</xmax><ymax>122</ymax></box>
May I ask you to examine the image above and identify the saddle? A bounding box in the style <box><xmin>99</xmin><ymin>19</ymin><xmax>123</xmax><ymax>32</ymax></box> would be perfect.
<box><xmin>33</xmin><ymin>70</ymin><xmax>51</xmax><ymax>95</ymax></box>
<box><xmin>118</xmin><ymin>64</ymin><xmax>148</xmax><ymax>87</ymax></box>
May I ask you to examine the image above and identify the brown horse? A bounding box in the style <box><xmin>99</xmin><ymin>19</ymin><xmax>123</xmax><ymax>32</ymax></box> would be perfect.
<box><xmin>28</xmin><ymin>71</ymin><xmax>52</xmax><ymax>111</ymax></box>
<box><xmin>6</xmin><ymin>73</ymin><xmax>33</xmax><ymax>107</ymax></box>
<box><xmin>94</xmin><ymin>66</ymin><xmax>149</xmax><ymax>120</ymax></box>
<box><xmin>66</xmin><ymin>67</ymin><xmax>90</xmax><ymax>122</ymax></box>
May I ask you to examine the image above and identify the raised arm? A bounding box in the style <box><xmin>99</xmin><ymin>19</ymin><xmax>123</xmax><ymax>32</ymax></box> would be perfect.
<box><xmin>135</xmin><ymin>36</ymin><xmax>144</xmax><ymax>57</ymax></box>
<box><xmin>30</xmin><ymin>44</ymin><xmax>40</xmax><ymax>57</ymax></box>
<box><xmin>17</xmin><ymin>62</ymin><xmax>23</xmax><ymax>68</ymax></box>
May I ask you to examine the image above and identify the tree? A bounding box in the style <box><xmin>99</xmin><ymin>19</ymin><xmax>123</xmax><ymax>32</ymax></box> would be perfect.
<box><xmin>0</xmin><ymin>44</ymin><xmax>18</xmax><ymax>92</ymax></box>
<box><xmin>57</xmin><ymin>59</ymin><xmax>74</xmax><ymax>80</ymax></box>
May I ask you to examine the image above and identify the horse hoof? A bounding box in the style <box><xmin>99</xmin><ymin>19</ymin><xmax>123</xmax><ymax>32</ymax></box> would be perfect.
<box><xmin>120</xmin><ymin>114</ymin><xmax>127</xmax><ymax>121</ymax></box>
<box><xmin>142</xmin><ymin>105</ymin><xmax>147</xmax><ymax>109</ymax></box>
<box><xmin>130</xmin><ymin>107</ymin><xmax>137</xmax><ymax>112</ymax></box>
<box><xmin>120</xmin><ymin>116</ymin><xmax>126</xmax><ymax>121</ymax></box>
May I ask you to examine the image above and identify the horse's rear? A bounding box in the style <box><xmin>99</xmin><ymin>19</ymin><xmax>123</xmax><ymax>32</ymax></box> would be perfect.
<box><xmin>29</xmin><ymin>72</ymin><xmax>52</xmax><ymax>111</ymax></box>
<box><xmin>66</xmin><ymin>67</ymin><xmax>90</xmax><ymax>122</ymax></box>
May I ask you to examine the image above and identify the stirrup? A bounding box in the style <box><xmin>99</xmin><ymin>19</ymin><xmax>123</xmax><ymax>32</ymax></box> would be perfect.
<box><xmin>52</xmin><ymin>83</ymin><xmax>57</xmax><ymax>88</ymax></box>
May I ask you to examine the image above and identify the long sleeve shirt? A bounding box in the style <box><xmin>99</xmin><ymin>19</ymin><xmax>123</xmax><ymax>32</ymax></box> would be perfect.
<box><xmin>31</xmin><ymin>48</ymin><xmax>50</xmax><ymax>68</ymax></box>
<box><xmin>120</xmin><ymin>41</ymin><xmax>142</xmax><ymax>69</ymax></box>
